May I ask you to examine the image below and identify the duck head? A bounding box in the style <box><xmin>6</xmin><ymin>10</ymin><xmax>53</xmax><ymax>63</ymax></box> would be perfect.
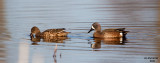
<box><xmin>30</xmin><ymin>26</ymin><xmax>41</xmax><ymax>38</ymax></box>
<box><xmin>88</xmin><ymin>22</ymin><xmax>101</xmax><ymax>33</ymax></box>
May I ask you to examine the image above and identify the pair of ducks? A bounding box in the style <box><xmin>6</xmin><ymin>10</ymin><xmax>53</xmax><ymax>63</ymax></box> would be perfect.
<box><xmin>30</xmin><ymin>22</ymin><xmax>129</xmax><ymax>38</ymax></box>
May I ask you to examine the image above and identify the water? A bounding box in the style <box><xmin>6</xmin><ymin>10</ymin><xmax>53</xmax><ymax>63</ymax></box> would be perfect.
<box><xmin>0</xmin><ymin>0</ymin><xmax>160</xmax><ymax>63</ymax></box>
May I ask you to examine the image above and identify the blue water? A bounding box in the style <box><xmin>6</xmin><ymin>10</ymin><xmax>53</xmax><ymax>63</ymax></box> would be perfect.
<box><xmin>0</xmin><ymin>0</ymin><xmax>160</xmax><ymax>63</ymax></box>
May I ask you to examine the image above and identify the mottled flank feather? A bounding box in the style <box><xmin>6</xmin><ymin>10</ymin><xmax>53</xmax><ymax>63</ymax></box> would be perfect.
<box><xmin>41</xmin><ymin>28</ymin><xmax>70</xmax><ymax>37</ymax></box>
<box><xmin>103</xmin><ymin>31</ymin><xmax>122</xmax><ymax>38</ymax></box>
<box><xmin>102</xmin><ymin>28</ymin><xmax>129</xmax><ymax>38</ymax></box>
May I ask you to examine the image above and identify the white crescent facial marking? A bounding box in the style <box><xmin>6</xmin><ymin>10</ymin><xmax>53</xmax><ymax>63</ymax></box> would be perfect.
<box><xmin>91</xmin><ymin>26</ymin><xmax>95</xmax><ymax>29</ymax></box>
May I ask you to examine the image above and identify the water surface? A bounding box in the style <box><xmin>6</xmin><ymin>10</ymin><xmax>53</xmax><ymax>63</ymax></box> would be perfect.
<box><xmin>1</xmin><ymin>0</ymin><xmax>160</xmax><ymax>63</ymax></box>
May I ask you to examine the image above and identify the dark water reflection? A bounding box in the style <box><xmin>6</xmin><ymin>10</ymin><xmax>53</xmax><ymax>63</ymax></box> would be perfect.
<box><xmin>91</xmin><ymin>37</ymin><xmax>126</xmax><ymax>49</ymax></box>
<box><xmin>1</xmin><ymin>0</ymin><xmax>160</xmax><ymax>63</ymax></box>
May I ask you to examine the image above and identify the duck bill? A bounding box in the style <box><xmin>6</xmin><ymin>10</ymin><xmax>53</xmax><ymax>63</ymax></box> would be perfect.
<box><xmin>88</xmin><ymin>28</ymin><xmax>94</xmax><ymax>33</ymax></box>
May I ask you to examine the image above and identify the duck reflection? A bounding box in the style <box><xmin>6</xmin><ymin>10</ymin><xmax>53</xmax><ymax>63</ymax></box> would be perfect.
<box><xmin>30</xmin><ymin>35</ymin><xmax>41</xmax><ymax>45</ymax></box>
<box><xmin>31</xmin><ymin>42</ymin><xmax>39</xmax><ymax>45</ymax></box>
<box><xmin>30</xmin><ymin>36</ymin><xmax>69</xmax><ymax>43</ymax></box>
<box><xmin>30</xmin><ymin>36</ymin><xmax>41</xmax><ymax>42</ymax></box>
<box><xmin>102</xmin><ymin>37</ymin><xmax>125</xmax><ymax>45</ymax></box>
<box><xmin>91</xmin><ymin>37</ymin><xmax>127</xmax><ymax>49</ymax></box>
<box><xmin>42</xmin><ymin>36</ymin><xmax>69</xmax><ymax>43</ymax></box>
<box><xmin>91</xmin><ymin>38</ymin><xmax>101</xmax><ymax>49</ymax></box>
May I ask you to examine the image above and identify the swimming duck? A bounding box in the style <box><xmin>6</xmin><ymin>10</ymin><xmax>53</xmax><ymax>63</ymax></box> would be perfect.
<box><xmin>88</xmin><ymin>22</ymin><xmax>129</xmax><ymax>38</ymax></box>
<box><xmin>30</xmin><ymin>26</ymin><xmax>70</xmax><ymax>38</ymax></box>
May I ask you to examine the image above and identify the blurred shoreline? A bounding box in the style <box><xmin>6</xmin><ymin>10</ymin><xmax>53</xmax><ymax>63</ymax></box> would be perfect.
<box><xmin>0</xmin><ymin>0</ymin><xmax>10</xmax><ymax>63</ymax></box>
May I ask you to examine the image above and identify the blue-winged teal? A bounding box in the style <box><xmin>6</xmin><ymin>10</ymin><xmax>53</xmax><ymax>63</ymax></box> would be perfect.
<box><xmin>30</xmin><ymin>26</ymin><xmax>70</xmax><ymax>38</ymax></box>
<box><xmin>88</xmin><ymin>22</ymin><xmax>129</xmax><ymax>38</ymax></box>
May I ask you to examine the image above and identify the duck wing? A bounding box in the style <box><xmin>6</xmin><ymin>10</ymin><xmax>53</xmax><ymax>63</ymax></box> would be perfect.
<box><xmin>102</xmin><ymin>28</ymin><xmax>125</xmax><ymax>32</ymax></box>
<box><xmin>102</xmin><ymin>28</ymin><xmax>129</xmax><ymax>35</ymax></box>
<box><xmin>43</xmin><ymin>28</ymin><xmax>66</xmax><ymax>33</ymax></box>
<box><xmin>115</xmin><ymin>28</ymin><xmax>125</xmax><ymax>31</ymax></box>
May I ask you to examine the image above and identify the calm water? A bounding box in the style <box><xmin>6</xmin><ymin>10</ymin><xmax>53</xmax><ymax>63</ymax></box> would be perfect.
<box><xmin>0</xmin><ymin>0</ymin><xmax>160</xmax><ymax>63</ymax></box>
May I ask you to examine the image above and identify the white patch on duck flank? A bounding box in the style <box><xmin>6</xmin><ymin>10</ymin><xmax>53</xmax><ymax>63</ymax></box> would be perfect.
<box><xmin>91</xmin><ymin>26</ymin><xmax>95</xmax><ymax>29</ymax></box>
<box><xmin>120</xmin><ymin>32</ymin><xmax>123</xmax><ymax>37</ymax></box>
<box><xmin>120</xmin><ymin>37</ymin><xmax>123</xmax><ymax>43</ymax></box>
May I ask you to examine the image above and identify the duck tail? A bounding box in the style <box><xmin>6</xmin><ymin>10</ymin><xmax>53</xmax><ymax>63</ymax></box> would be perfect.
<box><xmin>123</xmin><ymin>31</ymin><xmax>129</xmax><ymax>35</ymax></box>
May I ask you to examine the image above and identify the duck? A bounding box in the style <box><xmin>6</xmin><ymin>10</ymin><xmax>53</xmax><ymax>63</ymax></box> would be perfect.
<box><xmin>88</xmin><ymin>22</ymin><xmax>129</xmax><ymax>38</ymax></box>
<box><xmin>30</xmin><ymin>26</ymin><xmax>70</xmax><ymax>38</ymax></box>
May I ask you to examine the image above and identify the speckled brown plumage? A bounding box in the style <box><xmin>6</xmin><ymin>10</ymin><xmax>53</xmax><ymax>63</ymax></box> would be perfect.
<box><xmin>41</xmin><ymin>28</ymin><xmax>69</xmax><ymax>37</ymax></box>
<box><xmin>30</xmin><ymin>26</ymin><xmax>70</xmax><ymax>38</ymax></box>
